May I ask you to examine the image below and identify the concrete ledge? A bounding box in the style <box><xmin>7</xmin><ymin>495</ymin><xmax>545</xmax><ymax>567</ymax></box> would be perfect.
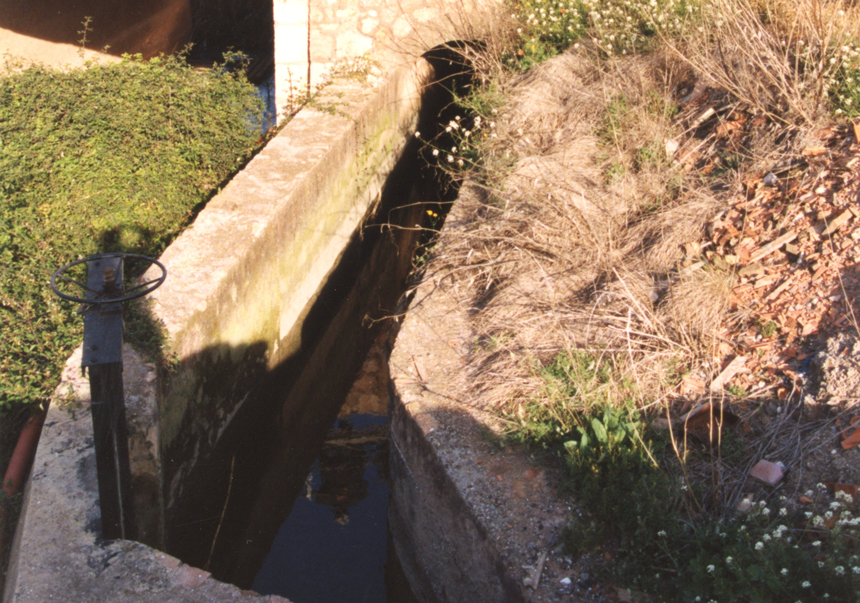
<box><xmin>3</xmin><ymin>346</ymin><xmax>287</xmax><ymax>603</ymax></box>
<box><xmin>388</xmin><ymin>183</ymin><xmax>575</xmax><ymax>603</ymax></box>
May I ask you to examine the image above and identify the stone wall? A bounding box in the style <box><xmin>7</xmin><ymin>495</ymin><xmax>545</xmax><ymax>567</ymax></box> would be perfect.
<box><xmin>273</xmin><ymin>0</ymin><xmax>478</xmax><ymax>119</ymax></box>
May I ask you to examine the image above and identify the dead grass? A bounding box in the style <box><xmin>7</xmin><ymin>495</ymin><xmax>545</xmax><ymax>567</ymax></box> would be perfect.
<box><xmin>406</xmin><ymin>0</ymin><xmax>860</xmax><ymax>525</ymax></box>
<box><xmin>423</xmin><ymin>47</ymin><xmax>737</xmax><ymax>420</ymax></box>
<box><xmin>665</xmin><ymin>0</ymin><xmax>860</xmax><ymax>124</ymax></box>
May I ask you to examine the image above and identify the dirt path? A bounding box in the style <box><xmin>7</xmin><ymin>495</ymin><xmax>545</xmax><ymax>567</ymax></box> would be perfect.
<box><xmin>0</xmin><ymin>0</ymin><xmax>191</xmax><ymax>68</ymax></box>
<box><xmin>0</xmin><ymin>27</ymin><xmax>118</xmax><ymax>68</ymax></box>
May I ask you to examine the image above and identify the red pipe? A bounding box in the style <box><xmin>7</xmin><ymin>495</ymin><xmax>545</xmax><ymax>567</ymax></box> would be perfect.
<box><xmin>0</xmin><ymin>411</ymin><xmax>46</xmax><ymax>559</ymax></box>
<box><xmin>3</xmin><ymin>412</ymin><xmax>46</xmax><ymax>499</ymax></box>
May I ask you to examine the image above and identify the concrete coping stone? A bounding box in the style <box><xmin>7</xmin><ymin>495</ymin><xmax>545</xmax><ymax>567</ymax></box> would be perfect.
<box><xmin>388</xmin><ymin>181</ymin><xmax>577</xmax><ymax>602</ymax></box>
<box><xmin>3</xmin><ymin>345</ymin><xmax>282</xmax><ymax>603</ymax></box>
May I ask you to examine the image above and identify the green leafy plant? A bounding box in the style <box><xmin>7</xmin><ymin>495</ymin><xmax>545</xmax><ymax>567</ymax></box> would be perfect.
<box><xmin>505</xmin><ymin>351</ymin><xmax>627</xmax><ymax>443</ymax></box>
<box><xmin>0</xmin><ymin>53</ymin><xmax>263</xmax><ymax>411</ymax></box>
<box><xmin>561</xmin><ymin>405</ymin><xmax>679</xmax><ymax>548</ymax></box>
<box><xmin>760</xmin><ymin>319</ymin><xmax>779</xmax><ymax>338</ymax></box>
<box><xmin>604</xmin><ymin>160</ymin><xmax>627</xmax><ymax>183</ymax></box>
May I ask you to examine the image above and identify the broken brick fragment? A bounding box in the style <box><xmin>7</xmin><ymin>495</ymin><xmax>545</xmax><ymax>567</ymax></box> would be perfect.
<box><xmin>749</xmin><ymin>460</ymin><xmax>785</xmax><ymax>486</ymax></box>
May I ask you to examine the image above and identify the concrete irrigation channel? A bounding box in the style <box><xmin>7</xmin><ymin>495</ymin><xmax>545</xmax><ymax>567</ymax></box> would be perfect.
<box><xmin>3</xmin><ymin>39</ymin><xmax>575</xmax><ymax>603</ymax></box>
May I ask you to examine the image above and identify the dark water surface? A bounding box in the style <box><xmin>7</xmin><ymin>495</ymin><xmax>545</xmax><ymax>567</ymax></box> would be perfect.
<box><xmin>165</xmin><ymin>46</ymin><xmax>473</xmax><ymax>601</ymax></box>
<box><xmin>252</xmin><ymin>414</ymin><xmax>395</xmax><ymax>602</ymax></box>
<box><xmin>247</xmin><ymin>339</ymin><xmax>418</xmax><ymax>603</ymax></box>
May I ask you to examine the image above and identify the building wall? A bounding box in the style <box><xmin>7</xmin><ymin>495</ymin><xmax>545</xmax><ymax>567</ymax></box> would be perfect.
<box><xmin>274</xmin><ymin>0</ymin><xmax>470</xmax><ymax>120</ymax></box>
<box><xmin>0</xmin><ymin>0</ymin><xmax>192</xmax><ymax>58</ymax></box>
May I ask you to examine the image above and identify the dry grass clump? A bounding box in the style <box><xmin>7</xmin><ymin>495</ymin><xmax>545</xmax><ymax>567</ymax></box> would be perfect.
<box><xmin>666</xmin><ymin>0</ymin><xmax>860</xmax><ymax>123</ymax></box>
<box><xmin>424</xmin><ymin>48</ymin><xmax>734</xmax><ymax>418</ymax></box>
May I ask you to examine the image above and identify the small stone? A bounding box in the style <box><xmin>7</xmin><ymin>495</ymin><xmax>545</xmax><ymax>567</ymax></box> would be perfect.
<box><xmin>749</xmin><ymin>459</ymin><xmax>785</xmax><ymax>486</ymax></box>
<box><xmin>173</xmin><ymin>564</ymin><xmax>211</xmax><ymax>589</ymax></box>
<box><xmin>802</xmin><ymin>146</ymin><xmax>827</xmax><ymax>157</ymax></box>
<box><xmin>360</xmin><ymin>18</ymin><xmax>378</xmax><ymax>35</ymax></box>
<box><xmin>523</xmin><ymin>467</ymin><xmax>540</xmax><ymax>480</ymax></box>
<box><xmin>665</xmin><ymin>139</ymin><xmax>679</xmax><ymax>156</ymax></box>
<box><xmin>560</xmin><ymin>577</ymin><xmax>572</xmax><ymax>585</ymax></box>
<box><xmin>823</xmin><ymin>209</ymin><xmax>852</xmax><ymax>236</ymax></box>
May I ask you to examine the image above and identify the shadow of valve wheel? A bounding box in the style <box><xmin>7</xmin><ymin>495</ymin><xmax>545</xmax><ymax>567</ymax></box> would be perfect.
<box><xmin>50</xmin><ymin>252</ymin><xmax>167</xmax><ymax>305</ymax></box>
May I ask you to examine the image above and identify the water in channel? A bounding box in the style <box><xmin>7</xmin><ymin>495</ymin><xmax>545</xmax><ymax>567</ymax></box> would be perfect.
<box><xmin>249</xmin><ymin>336</ymin><xmax>417</xmax><ymax>603</ymax></box>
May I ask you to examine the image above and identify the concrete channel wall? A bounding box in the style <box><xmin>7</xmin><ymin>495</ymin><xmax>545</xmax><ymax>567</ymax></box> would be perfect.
<box><xmin>153</xmin><ymin>55</ymin><xmax>434</xmax><ymax>533</ymax></box>
<box><xmin>3</xmin><ymin>53</ymin><xmax>437</xmax><ymax>603</ymax></box>
<box><xmin>387</xmin><ymin>184</ymin><xmax>577</xmax><ymax>603</ymax></box>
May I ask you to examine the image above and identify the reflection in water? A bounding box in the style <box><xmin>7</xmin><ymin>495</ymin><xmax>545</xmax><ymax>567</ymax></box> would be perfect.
<box><xmin>248</xmin><ymin>334</ymin><xmax>415</xmax><ymax>603</ymax></box>
<box><xmin>254</xmin><ymin>75</ymin><xmax>277</xmax><ymax>134</ymax></box>
<box><xmin>313</xmin><ymin>418</ymin><xmax>383</xmax><ymax>524</ymax></box>
<box><xmin>251</xmin><ymin>414</ymin><xmax>395</xmax><ymax>603</ymax></box>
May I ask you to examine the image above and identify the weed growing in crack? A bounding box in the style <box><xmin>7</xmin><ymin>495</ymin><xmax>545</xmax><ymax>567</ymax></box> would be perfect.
<box><xmin>417</xmin><ymin>111</ymin><xmax>498</xmax><ymax>176</ymax></box>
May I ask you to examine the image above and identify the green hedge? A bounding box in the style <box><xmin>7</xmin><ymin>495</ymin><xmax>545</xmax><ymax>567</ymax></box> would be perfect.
<box><xmin>0</xmin><ymin>54</ymin><xmax>263</xmax><ymax>409</ymax></box>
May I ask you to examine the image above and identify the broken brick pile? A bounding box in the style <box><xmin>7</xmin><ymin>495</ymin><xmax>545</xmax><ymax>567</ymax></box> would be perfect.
<box><xmin>676</xmin><ymin>112</ymin><xmax>860</xmax><ymax>401</ymax></box>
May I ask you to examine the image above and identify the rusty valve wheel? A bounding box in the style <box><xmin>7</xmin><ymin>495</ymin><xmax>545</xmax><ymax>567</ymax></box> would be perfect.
<box><xmin>50</xmin><ymin>252</ymin><xmax>167</xmax><ymax>305</ymax></box>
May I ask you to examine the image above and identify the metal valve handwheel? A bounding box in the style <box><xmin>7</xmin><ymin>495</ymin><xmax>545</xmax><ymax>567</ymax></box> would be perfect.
<box><xmin>50</xmin><ymin>252</ymin><xmax>167</xmax><ymax>305</ymax></box>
